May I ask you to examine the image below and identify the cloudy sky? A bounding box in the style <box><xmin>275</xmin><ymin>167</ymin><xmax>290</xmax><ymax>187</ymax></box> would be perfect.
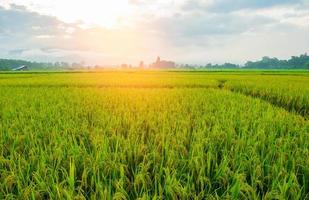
<box><xmin>0</xmin><ymin>0</ymin><xmax>309</xmax><ymax>65</ymax></box>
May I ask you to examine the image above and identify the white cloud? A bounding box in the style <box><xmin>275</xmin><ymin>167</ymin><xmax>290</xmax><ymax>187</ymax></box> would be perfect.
<box><xmin>0</xmin><ymin>0</ymin><xmax>309</xmax><ymax>65</ymax></box>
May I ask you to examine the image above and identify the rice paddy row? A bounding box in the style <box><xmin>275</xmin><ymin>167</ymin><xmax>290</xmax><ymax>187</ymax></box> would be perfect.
<box><xmin>0</xmin><ymin>71</ymin><xmax>308</xmax><ymax>199</ymax></box>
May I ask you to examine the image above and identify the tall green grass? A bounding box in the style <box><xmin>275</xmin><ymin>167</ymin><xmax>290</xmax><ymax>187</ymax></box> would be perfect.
<box><xmin>224</xmin><ymin>75</ymin><xmax>309</xmax><ymax>118</ymax></box>
<box><xmin>0</xmin><ymin>71</ymin><xmax>308</xmax><ymax>199</ymax></box>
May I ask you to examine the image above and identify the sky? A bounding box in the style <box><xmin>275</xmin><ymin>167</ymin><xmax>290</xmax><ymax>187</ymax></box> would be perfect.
<box><xmin>0</xmin><ymin>0</ymin><xmax>309</xmax><ymax>65</ymax></box>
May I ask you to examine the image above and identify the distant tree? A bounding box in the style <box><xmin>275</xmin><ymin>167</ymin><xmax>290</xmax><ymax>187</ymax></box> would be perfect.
<box><xmin>60</xmin><ymin>62</ymin><xmax>70</xmax><ymax>68</ymax></box>
<box><xmin>222</xmin><ymin>63</ymin><xmax>239</xmax><ymax>69</ymax></box>
<box><xmin>244</xmin><ymin>53</ymin><xmax>309</xmax><ymax>69</ymax></box>
<box><xmin>54</xmin><ymin>62</ymin><xmax>61</xmax><ymax>68</ymax></box>
<box><xmin>206</xmin><ymin>63</ymin><xmax>212</xmax><ymax>68</ymax></box>
<box><xmin>72</xmin><ymin>62</ymin><xmax>82</xmax><ymax>68</ymax></box>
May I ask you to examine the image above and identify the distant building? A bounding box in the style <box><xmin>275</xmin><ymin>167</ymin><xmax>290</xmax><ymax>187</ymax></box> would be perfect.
<box><xmin>121</xmin><ymin>64</ymin><xmax>128</xmax><ymax>69</ymax></box>
<box><xmin>139</xmin><ymin>61</ymin><xmax>145</xmax><ymax>69</ymax></box>
<box><xmin>121</xmin><ymin>64</ymin><xmax>133</xmax><ymax>69</ymax></box>
<box><xmin>12</xmin><ymin>65</ymin><xmax>28</xmax><ymax>71</ymax></box>
<box><xmin>151</xmin><ymin>56</ymin><xmax>175</xmax><ymax>69</ymax></box>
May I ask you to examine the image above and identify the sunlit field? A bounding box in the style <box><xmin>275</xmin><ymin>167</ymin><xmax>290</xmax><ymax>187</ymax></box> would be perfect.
<box><xmin>0</xmin><ymin>71</ymin><xmax>308</xmax><ymax>199</ymax></box>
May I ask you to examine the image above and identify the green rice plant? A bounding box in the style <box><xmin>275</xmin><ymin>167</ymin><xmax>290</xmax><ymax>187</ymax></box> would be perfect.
<box><xmin>0</xmin><ymin>71</ymin><xmax>308</xmax><ymax>199</ymax></box>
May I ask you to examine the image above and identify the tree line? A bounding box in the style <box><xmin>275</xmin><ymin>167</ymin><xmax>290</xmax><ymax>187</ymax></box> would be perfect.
<box><xmin>1</xmin><ymin>53</ymin><xmax>309</xmax><ymax>70</ymax></box>
<box><xmin>181</xmin><ymin>53</ymin><xmax>309</xmax><ymax>69</ymax></box>
<box><xmin>243</xmin><ymin>54</ymin><xmax>309</xmax><ymax>69</ymax></box>
<box><xmin>0</xmin><ymin>59</ymin><xmax>85</xmax><ymax>71</ymax></box>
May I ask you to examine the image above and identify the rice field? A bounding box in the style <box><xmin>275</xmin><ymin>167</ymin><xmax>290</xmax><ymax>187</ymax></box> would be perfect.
<box><xmin>0</xmin><ymin>71</ymin><xmax>308</xmax><ymax>199</ymax></box>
